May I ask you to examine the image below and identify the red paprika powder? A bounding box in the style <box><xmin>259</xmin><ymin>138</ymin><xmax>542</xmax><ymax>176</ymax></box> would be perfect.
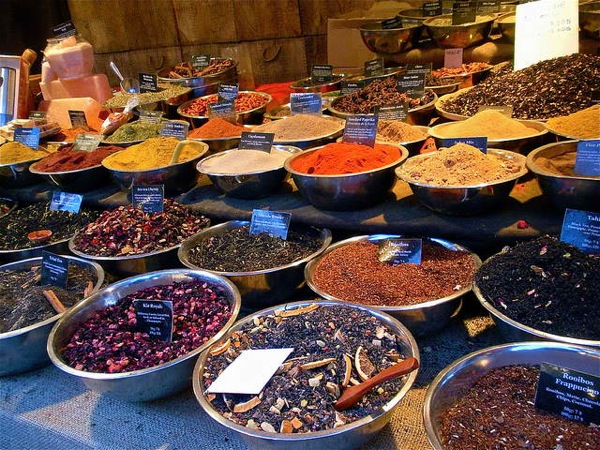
<box><xmin>289</xmin><ymin>142</ymin><xmax>401</xmax><ymax>175</ymax></box>
<box><xmin>32</xmin><ymin>145</ymin><xmax>123</xmax><ymax>172</ymax></box>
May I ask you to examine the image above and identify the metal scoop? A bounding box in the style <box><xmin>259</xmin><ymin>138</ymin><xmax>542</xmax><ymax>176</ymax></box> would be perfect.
<box><xmin>109</xmin><ymin>61</ymin><xmax>140</xmax><ymax>94</ymax></box>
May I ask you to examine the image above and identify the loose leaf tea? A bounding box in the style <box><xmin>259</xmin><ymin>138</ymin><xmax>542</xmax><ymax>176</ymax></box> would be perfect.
<box><xmin>186</xmin><ymin>225</ymin><xmax>323</xmax><ymax>272</ymax></box>
<box><xmin>61</xmin><ymin>279</ymin><xmax>233</xmax><ymax>373</ymax></box>
<box><xmin>0</xmin><ymin>264</ymin><xmax>95</xmax><ymax>333</ymax></box>
<box><xmin>203</xmin><ymin>305</ymin><xmax>414</xmax><ymax>434</ymax></box>
<box><xmin>474</xmin><ymin>235</ymin><xmax>600</xmax><ymax>340</ymax></box>
<box><xmin>0</xmin><ymin>202</ymin><xmax>99</xmax><ymax>251</ymax></box>
<box><xmin>439</xmin><ymin>365</ymin><xmax>600</xmax><ymax>449</ymax></box>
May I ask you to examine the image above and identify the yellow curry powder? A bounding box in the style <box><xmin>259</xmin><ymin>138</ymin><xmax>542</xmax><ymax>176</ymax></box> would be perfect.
<box><xmin>546</xmin><ymin>105</ymin><xmax>600</xmax><ymax>139</ymax></box>
<box><xmin>0</xmin><ymin>141</ymin><xmax>53</xmax><ymax>165</ymax></box>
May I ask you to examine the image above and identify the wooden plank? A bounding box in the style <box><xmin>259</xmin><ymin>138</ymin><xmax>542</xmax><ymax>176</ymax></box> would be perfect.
<box><xmin>298</xmin><ymin>0</ymin><xmax>380</xmax><ymax>36</ymax></box>
<box><xmin>244</xmin><ymin>38</ymin><xmax>307</xmax><ymax>84</ymax></box>
<box><xmin>234</xmin><ymin>0</ymin><xmax>301</xmax><ymax>41</ymax></box>
<box><xmin>173</xmin><ymin>0</ymin><xmax>238</xmax><ymax>45</ymax></box>
<box><xmin>304</xmin><ymin>35</ymin><xmax>327</xmax><ymax>70</ymax></box>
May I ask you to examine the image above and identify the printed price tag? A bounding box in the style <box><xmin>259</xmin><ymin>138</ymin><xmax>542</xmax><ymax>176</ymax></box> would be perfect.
<box><xmin>534</xmin><ymin>362</ymin><xmax>600</xmax><ymax>425</ymax></box>
<box><xmin>14</xmin><ymin>127</ymin><xmax>40</xmax><ymax>150</ymax></box>
<box><xmin>68</xmin><ymin>110</ymin><xmax>89</xmax><ymax>130</ymax></box>
<box><xmin>239</xmin><ymin>132</ymin><xmax>275</xmax><ymax>152</ymax></box>
<box><xmin>477</xmin><ymin>0</ymin><xmax>500</xmax><ymax>14</ymax></box>
<box><xmin>441</xmin><ymin>137</ymin><xmax>487</xmax><ymax>153</ymax></box>
<box><xmin>364</xmin><ymin>58</ymin><xmax>385</xmax><ymax>77</ymax></box>
<box><xmin>452</xmin><ymin>1</ymin><xmax>477</xmax><ymax>25</ymax></box>
<box><xmin>444</xmin><ymin>48</ymin><xmax>464</xmax><ymax>69</ymax></box>
<box><xmin>574</xmin><ymin>140</ymin><xmax>600</xmax><ymax>177</ymax></box>
<box><xmin>311</xmin><ymin>64</ymin><xmax>333</xmax><ymax>83</ymax></box>
<box><xmin>423</xmin><ymin>1</ymin><xmax>443</xmax><ymax>16</ymax></box>
<box><xmin>559</xmin><ymin>209</ymin><xmax>600</xmax><ymax>254</ymax></box>
<box><xmin>133</xmin><ymin>299</ymin><xmax>173</xmax><ymax>342</ymax></box>
<box><xmin>138</xmin><ymin>72</ymin><xmax>158</xmax><ymax>92</ymax></box>
<box><xmin>73</xmin><ymin>133</ymin><xmax>102</xmax><ymax>152</ymax></box>
<box><xmin>28</xmin><ymin>111</ymin><xmax>46</xmax><ymax>121</ymax></box>
<box><xmin>41</xmin><ymin>251</ymin><xmax>69</xmax><ymax>288</ymax></box>
<box><xmin>132</xmin><ymin>185</ymin><xmax>164</xmax><ymax>213</ymax></box>
<box><xmin>138</xmin><ymin>110</ymin><xmax>164</xmax><ymax>124</ymax></box>
<box><xmin>290</xmin><ymin>93</ymin><xmax>322</xmax><ymax>115</ymax></box>
<box><xmin>160</xmin><ymin>121</ymin><xmax>189</xmax><ymax>140</ymax></box>
<box><xmin>375</xmin><ymin>104</ymin><xmax>409</xmax><ymax>121</ymax></box>
<box><xmin>397</xmin><ymin>73</ymin><xmax>426</xmax><ymax>99</ymax></box>
<box><xmin>340</xmin><ymin>81</ymin><xmax>364</xmax><ymax>95</ymax></box>
<box><xmin>191</xmin><ymin>55</ymin><xmax>211</xmax><ymax>69</ymax></box>
<box><xmin>378</xmin><ymin>239</ymin><xmax>423</xmax><ymax>265</ymax></box>
<box><xmin>342</xmin><ymin>115</ymin><xmax>378</xmax><ymax>148</ymax></box>
<box><xmin>50</xmin><ymin>191</ymin><xmax>83</xmax><ymax>214</ymax></box>
<box><xmin>477</xmin><ymin>105</ymin><xmax>513</xmax><ymax>117</ymax></box>
<box><xmin>382</xmin><ymin>17</ymin><xmax>403</xmax><ymax>29</ymax></box>
<box><xmin>250</xmin><ymin>209</ymin><xmax>292</xmax><ymax>240</ymax></box>
<box><xmin>208</xmin><ymin>101</ymin><xmax>236</xmax><ymax>119</ymax></box>
<box><xmin>53</xmin><ymin>20</ymin><xmax>76</xmax><ymax>39</ymax></box>
<box><xmin>219</xmin><ymin>83</ymin><xmax>239</xmax><ymax>102</ymax></box>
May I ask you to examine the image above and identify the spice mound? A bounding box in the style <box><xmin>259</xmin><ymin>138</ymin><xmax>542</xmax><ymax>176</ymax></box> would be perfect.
<box><xmin>434</xmin><ymin>110</ymin><xmax>539</xmax><ymax>140</ymax></box>
<box><xmin>252</xmin><ymin>114</ymin><xmax>344</xmax><ymax>141</ymax></box>
<box><xmin>398</xmin><ymin>143</ymin><xmax>524</xmax><ymax>186</ymax></box>
<box><xmin>0</xmin><ymin>263</ymin><xmax>96</xmax><ymax>333</ymax></box>
<box><xmin>312</xmin><ymin>240</ymin><xmax>476</xmax><ymax>306</ymax></box>
<box><xmin>181</xmin><ymin>92</ymin><xmax>268</xmax><ymax>117</ymax></box>
<box><xmin>474</xmin><ymin>235</ymin><xmax>600</xmax><ymax>340</ymax></box>
<box><xmin>72</xmin><ymin>200</ymin><xmax>210</xmax><ymax>257</ymax></box>
<box><xmin>188</xmin><ymin>117</ymin><xmax>245</xmax><ymax>139</ymax></box>
<box><xmin>198</xmin><ymin>148</ymin><xmax>290</xmax><ymax>175</ymax></box>
<box><xmin>0</xmin><ymin>141</ymin><xmax>53</xmax><ymax>165</ymax></box>
<box><xmin>333</xmin><ymin>76</ymin><xmax>435</xmax><ymax>114</ymax></box>
<box><xmin>104</xmin><ymin>121</ymin><xmax>163</xmax><ymax>143</ymax></box>
<box><xmin>186</xmin><ymin>225</ymin><xmax>324</xmax><ymax>272</ymax></box>
<box><xmin>53</xmin><ymin>127</ymin><xmax>98</xmax><ymax>143</ymax></box>
<box><xmin>202</xmin><ymin>304</ymin><xmax>416</xmax><ymax>433</ymax></box>
<box><xmin>0</xmin><ymin>202</ymin><xmax>99</xmax><ymax>251</ymax></box>
<box><xmin>441</xmin><ymin>53</ymin><xmax>600</xmax><ymax>119</ymax></box>
<box><xmin>167</xmin><ymin>58</ymin><xmax>235</xmax><ymax>78</ymax></box>
<box><xmin>102</xmin><ymin>84</ymin><xmax>190</xmax><ymax>109</ymax></box>
<box><xmin>32</xmin><ymin>144</ymin><xmax>123</xmax><ymax>172</ymax></box>
<box><xmin>546</xmin><ymin>105</ymin><xmax>600</xmax><ymax>139</ymax></box>
<box><xmin>102</xmin><ymin>137</ymin><xmax>205</xmax><ymax>171</ymax></box>
<box><xmin>290</xmin><ymin>142</ymin><xmax>401</xmax><ymax>175</ymax></box>
<box><xmin>533</xmin><ymin>147</ymin><xmax>600</xmax><ymax>178</ymax></box>
<box><xmin>377</xmin><ymin>120</ymin><xmax>428</xmax><ymax>143</ymax></box>
<box><xmin>61</xmin><ymin>279</ymin><xmax>234</xmax><ymax>373</ymax></box>
<box><xmin>430</xmin><ymin>62</ymin><xmax>492</xmax><ymax>80</ymax></box>
<box><xmin>439</xmin><ymin>365</ymin><xmax>600</xmax><ymax>449</ymax></box>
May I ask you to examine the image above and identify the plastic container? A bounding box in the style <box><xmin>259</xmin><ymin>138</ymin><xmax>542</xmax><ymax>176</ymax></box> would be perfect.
<box><xmin>44</xmin><ymin>35</ymin><xmax>94</xmax><ymax>80</ymax></box>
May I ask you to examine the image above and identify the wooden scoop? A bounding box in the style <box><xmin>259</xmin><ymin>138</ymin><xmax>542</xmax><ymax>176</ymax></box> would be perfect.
<box><xmin>334</xmin><ymin>357</ymin><xmax>419</xmax><ymax>411</ymax></box>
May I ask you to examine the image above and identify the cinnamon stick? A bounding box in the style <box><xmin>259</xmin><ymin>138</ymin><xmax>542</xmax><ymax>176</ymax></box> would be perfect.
<box><xmin>42</xmin><ymin>289</ymin><xmax>66</xmax><ymax>313</ymax></box>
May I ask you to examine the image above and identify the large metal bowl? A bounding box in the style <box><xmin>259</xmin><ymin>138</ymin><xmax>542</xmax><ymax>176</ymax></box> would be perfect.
<box><xmin>435</xmin><ymin>87</ymin><xmax>472</xmax><ymax>121</ymax></box>
<box><xmin>424</xmin><ymin>14</ymin><xmax>496</xmax><ymax>48</ymax></box>
<box><xmin>29</xmin><ymin>161</ymin><xmax>110</xmax><ymax>193</ymax></box>
<box><xmin>374</xmin><ymin>125</ymin><xmax>430</xmax><ymax>156</ymax></box>
<box><xmin>305</xmin><ymin>235</ymin><xmax>481</xmax><ymax>335</ymax></box>
<box><xmin>285</xmin><ymin>144</ymin><xmax>409</xmax><ymax>211</ymax></box>
<box><xmin>423</xmin><ymin>342</ymin><xmax>600</xmax><ymax>449</ymax></box>
<box><xmin>156</xmin><ymin>58</ymin><xmax>238</xmax><ymax>98</ymax></box>
<box><xmin>429</xmin><ymin>119</ymin><xmax>548</xmax><ymax>154</ymax></box>
<box><xmin>289</xmin><ymin>73</ymin><xmax>346</xmax><ymax>94</ymax></box>
<box><xmin>344</xmin><ymin>66</ymin><xmax>406</xmax><ymax>85</ymax></box>
<box><xmin>497</xmin><ymin>12</ymin><xmax>516</xmax><ymax>43</ymax></box>
<box><xmin>580</xmin><ymin>1</ymin><xmax>600</xmax><ymax>40</ymax></box>
<box><xmin>193</xmin><ymin>299</ymin><xmax>420</xmax><ymax>450</ymax></box>
<box><xmin>359</xmin><ymin>21</ymin><xmax>422</xmax><ymax>54</ymax></box>
<box><xmin>255</xmin><ymin>116</ymin><xmax>346</xmax><ymax>150</ymax></box>
<box><xmin>396</xmin><ymin>148</ymin><xmax>528</xmax><ymax>216</ymax></box>
<box><xmin>0</xmin><ymin>197</ymin><xmax>17</xmax><ymax>219</ymax></box>
<box><xmin>0</xmin><ymin>255</ymin><xmax>104</xmax><ymax>376</ymax></box>
<box><xmin>102</xmin><ymin>140</ymin><xmax>209</xmax><ymax>194</ymax></box>
<box><xmin>197</xmin><ymin>145</ymin><xmax>301</xmax><ymax>199</ymax></box>
<box><xmin>0</xmin><ymin>159</ymin><xmax>46</xmax><ymax>188</ymax></box>
<box><xmin>47</xmin><ymin>269</ymin><xmax>241</xmax><ymax>401</ymax></box>
<box><xmin>178</xmin><ymin>221</ymin><xmax>332</xmax><ymax>309</ymax></box>
<box><xmin>526</xmin><ymin>141</ymin><xmax>600</xmax><ymax>212</ymax></box>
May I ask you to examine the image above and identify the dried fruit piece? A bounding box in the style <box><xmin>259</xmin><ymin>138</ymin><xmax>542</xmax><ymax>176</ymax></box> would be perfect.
<box><xmin>280</xmin><ymin>420</ymin><xmax>294</xmax><ymax>434</ymax></box>
<box><xmin>260</xmin><ymin>422</ymin><xmax>276</xmax><ymax>433</ymax></box>
<box><xmin>355</xmin><ymin>346</ymin><xmax>376</xmax><ymax>381</ymax></box>
<box><xmin>300</xmin><ymin>357</ymin><xmax>336</xmax><ymax>370</ymax></box>
<box><xmin>209</xmin><ymin>338</ymin><xmax>231</xmax><ymax>356</ymax></box>
<box><xmin>233</xmin><ymin>396</ymin><xmax>261</xmax><ymax>413</ymax></box>
<box><xmin>326</xmin><ymin>382</ymin><xmax>341</xmax><ymax>398</ymax></box>
<box><xmin>291</xmin><ymin>417</ymin><xmax>303</xmax><ymax>429</ymax></box>
<box><xmin>27</xmin><ymin>229</ymin><xmax>52</xmax><ymax>243</ymax></box>
<box><xmin>342</xmin><ymin>353</ymin><xmax>352</xmax><ymax>387</ymax></box>
<box><xmin>279</xmin><ymin>303</ymin><xmax>319</xmax><ymax>317</ymax></box>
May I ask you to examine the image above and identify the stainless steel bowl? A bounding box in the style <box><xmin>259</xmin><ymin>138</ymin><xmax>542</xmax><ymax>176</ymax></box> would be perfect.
<box><xmin>345</xmin><ymin>66</ymin><xmax>406</xmax><ymax>84</ymax></box>
<box><xmin>0</xmin><ymin>159</ymin><xmax>45</xmax><ymax>188</ymax></box>
<box><xmin>580</xmin><ymin>1</ymin><xmax>600</xmax><ymax>40</ymax></box>
<box><xmin>359</xmin><ymin>21</ymin><xmax>422</xmax><ymax>54</ymax></box>
<box><xmin>285</xmin><ymin>144</ymin><xmax>409</xmax><ymax>211</ymax></box>
<box><xmin>527</xmin><ymin>141</ymin><xmax>600</xmax><ymax>212</ymax></box>
<box><xmin>102</xmin><ymin>140</ymin><xmax>209</xmax><ymax>194</ymax></box>
<box><xmin>289</xmin><ymin>74</ymin><xmax>345</xmax><ymax>94</ymax></box>
<box><xmin>305</xmin><ymin>235</ymin><xmax>482</xmax><ymax>335</ymax></box>
<box><xmin>47</xmin><ymin>269</ymin><xmax>241</xmax><ymax>401</ymax></box>
<box><xmin>193</xmin><ymin>299</ymin><xmax>420</xmax><ymax>450</ymax></box>
<box><xmin>197</xmin><ymin>145</ymin><xmax>301</xmax><ymax>199</ymax></box>
<box><xmin>0</xmin><ymin>197</ymin><xmax>17</xmax><ymax>219</ymax></box>
<box><xmin>497</xmin><ymin>12</ymin><xmax>516</xmax><ymax>43</ymax></box>
<box><xmin>423</xmin><ymin>342</ymin><xmax>600</xmax><ymax>449</ymax></box>
<box><xmin>0</xmin><ymin>235</ymin><xmax>72</xmax><ymax>265</ymax></box>
<box><xmin>29</xmin><ymin>162</ymin><xmax>111</xmax><ymax>193</ymax></box>
<box><xmin>0</xmin><ymin>255</ymin><xmax>104</xmax><ymax>376</ymax></box>
<box><xmin>425</xmin><ymin>81</ymin><xmax>460</xmax><ymax>96</ymax></box>
<box><xmin>190</xmin><ymin>135</ymin><xmax>241</xmax><ymax>155</ymax></box>
<box><xmin>396</xmin><ymin>149</ymin><xmax>528</xmax><ymax>216</ymax></box>
<box><xmin>177</xmin><ymin>91</ymin><xmax>272</xmax><ymax>127</ymax></box>
<box><xmin>376</xmin><ymin>125</ymin><xmax>430</xmax><ymax>156</ymax></box>
<box><xmin>100</xmin><ymin>119</ymin><xmax>167</xmax><ymax>147</ymax></box>
<box><xmin>424</xmin><ymin>14</ymin><xmax>496</xmax><ymax>49</ymax></box>
<box><xmin>435</xmin><ymin>87</ymin><xmax>472</xmax><ymax>121</ymax></box>
<box><xmin>259</xmin><ymin>116</ymin><xmax>346</xmax><ymax>150</ymax></box>
<box><xmin>178</xmin><ymin>221</ymin><xmax>332</xmax><ymax>309</ymax></box>
<box><xmin>429</xmin><ymin>120</ymin><xmax>548</xmax><ymax>154</ymax></box>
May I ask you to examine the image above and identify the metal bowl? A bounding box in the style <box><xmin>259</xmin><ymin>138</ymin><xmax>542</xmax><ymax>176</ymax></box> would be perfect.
<box><xmin>102</xmin><ymin>140</ymin><xmax>209</xmax><ymax>194</ymax></box>
<box><xmin>423</xmin><ymin>342</ymin><xmax>600</xmax><ymax>449</ymax></box>
<box><xmin>376</xmin><ymin>125</ymin><xmax>430</xmax><ymax>156</ymax></box>
<box><xmin>497</xmin><ymin>12</ymin><xmax>516</xmax><ymax>43</ymax></box>
<box><xmin>0</xmin><ymin>234</ymin><xmax>73</xmax><ymax>265</ymax></box>
<box><xmin>425</xmin><ymin>81</ymin><xmax>460</xmax><ymax>96</ymax></box>
<box><xmin>177</xmin><ymin>91</ymin><xmax>272</xmax><ymax>127</ymax></box>
<box><xmin>305</xmin><ymin>235</ymin><xmax>482</xmax><ymax>335</ymax></box>
<box><xmin>424</xmin><ymin>14</ymin><xmax>496</xmax><ymax>49</ymax></box>
<box><xmin>193</xmin><ymin>299</ymin><xmax>419</xmax><ymax>450</ymax></box>
<box><xmin>47</xmin><ymin>269</ymin><xmax>241</xmax><ymax>401</ymax></box>
<box><xmin>429</xmin><ymin>120</ymin><xmax>548</xmax><ymax>154</ymax></box>
<box><xmin>0</xmin><ymin>159</ymin><xmax>46</xmax><ymax>188</ymax></box>
<box><xmin>344</xmin><ymin>66</ymin><xmax>406</xmax><ymax>84</ymax></box>
<box><xmin>285</xmin><ymin>144</ymin><xmax>409</xmax><ymax>211</ymax></box>
<box><xmin>257</xmin><ymin>116</ymin><xmax>346</xmax><ymax>150</ymax></box>
<box><xmin>289</xmin><ymin>73</ymin><xmax>346</xmax><ymax>94</ymax></box>
<box><xmin>178</xmin><ymin>221</ymin><xmax>332</xmax><ymax>309</ymax></box>
<box><xmin>0</xmin><ymin>255</ymin><xmax>104</xmax><ymax>376</ymax></box>
<box><xmin>435</xmin><ymin>88</ymin><xmax>472</xmax><ymax>121</ymax></box>
<box><xmin>190</xmin><ymin>135</ymin><xmax>241</xmax><ymax>155</ymax></box>
<box><xmin>100</xmin><ymin>119</ymin><xmax>167</xmax><ymax>147</ymax></box>
<box><xmin>29</xmin><ymin>162</ymin><xmax>110</xmax><ymax>193</ymax></box>
<box><xmin>0</xmin><ymin>197</ymin><xmax>17</xmax><ymax>219</ymax></box>
<box><xmin>197</xmin><ymin>145</ymin><xmax>301</xmax><ymax>199</ymax></box>
<box><xmin>396</xmin><ymin>149</ymin><xmax>528</xmax><ymax>216</ymax></box>
<box><xmin>359</xmin><ymin>21</ymin><xmax>422</xmax><ymax>54</ymax></box>
<box><xmin>526</xmin><ymin>141</ymin><xmax>600</xmax><ymax>212</ymax></box>
<box><xmin>580</xmin><ymin>1</ymin><xmax>600</xmax><ymax>40</ymax></box>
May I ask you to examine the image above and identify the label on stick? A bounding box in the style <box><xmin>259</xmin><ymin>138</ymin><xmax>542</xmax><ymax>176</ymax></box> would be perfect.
<box><xmin>375</xmin><ymin>104</ymin><xmax>409</xmax><ymax>121</ymax></box>
<box><xmin>53</xmin><ymin>21</ymin><xmax>77</xmax><ymax>39</ymax></box>
<box><xmin>138</xmin><ymin>110</ymin><xmax>164</xmax><ymax>124</ymax></box>
<box><xmin>559</xmin><ymin>208</ymin><xmax>600</xmax><ymax>254</ymax></box>
<box><xmin>477</xmin><ymin>105</ymin><xmax>513</xmax><ymax>117</ymax></box>
<box><xmin>208</xmin><ymin>101</ymin><xmax>236</xmax><ymax>120</ymax></box>
<box><xmin>444</xmin><ymin>48</ymin><xmax>464</xmax><ymax>69</ymax></box>
<box><xmin>423</xmin><ymin>1</ymin><xmax>443</xmax><ymax>16</ymax></box>
<box><xmin>41</xmin><ymin>251</ymin><xmax>69</xmax><ymax>288</ymax></box>
<box><xmin>382</xmin><ymin>17</ymin><xmax>403</xmax><ymax>29</ymax></box>
<box><xmin>311</xmin><ymin>64</ymin><xmax>333</xmax><ymax>82</ymax></box>
<box><xmin>452</xmin><ymin>2</ymin><xmax>477</xmax><ymax>25</ymax></box>
<box><xmin>239</xmin><ymin>132</ymin><xmax>274</xmax><ymax>152</ymax></box>
<box><xmin>342</xmin><ymin>115</ymin><xmax>378</xmax><ymax>148</ymax></box>
<box><xmin>219</xmin><ymin>83</ymin><xmax>239</xmax><ymax>102</ymax></box>
<box><xmin>73</xmin><ymin>133</ymin><xmax>102</xmax><ymax>152</ymax></box>
<box><xmin>290</xmin><ymin>93</ymin><xmax>322</xmax><ymax>116</ymax></box>
<box><xmin>340</xmin><ymin>81</ymin><xmax>363</xmax><ymax>95</ymax></box>
<box><xmin>397</xmin><ymin>73</ymin><xmax>426</xmax><ymax>99</ymax></box>
<box><xmin>191</xmin><ymin>55</ymin><xmax>211</xmax><ymax>69</ymax></box>
<box><xmin>574</xmin><ymin>140</ymin><xmax>600</xmax><ymax>177</ymax></box>
<box><xmin>50</xmin><ymin>191</ymin><xmax>83</xmax><ymax>214</ymax></box>
<box><xmin>378</xmin><ymin>238</ymin><xmax>423</xmax><ymax>265</ymax></box>
<box><xmin>132</xmin><ymin>185</ymin><xmax>164</xmax><ymax>213</ymax></box>
<box><xmin>250</xmin><ymin>209</ymin><xmax>292</xmax><ymax>240</ymax></box>
<box><xmin>477</xmin><ymin>0</ymin><xmax>500</xmax><ymax>14</ymax></box>
<box><xmin>441</xmin><ymin>137</ymin><xmax>487</xmax><ymax>153</ymax></box>
<box><xmin>14</xmin><ymin>127</ymin><xmax>40</xmax><ymax>150</ymax></box>
<box><xmin>364</xmin><ymin>58</ymin><xmax>385</xmax><ymax>77</ymax></box>
<box><xmin>160</xmin><ymin>121</ymin><xmax>188</xmax><ymax>140</ymax></box>
<box><xmin>138</xmin><ymin>72</ymin><xmax>159</xmax><ymax>93</ymax></box>
<box><xmin>68</xmin><ymin>110</ymin><xmax>89</xmax><ymax>130</ymax></box>
<box><xmin>133</xmin><ymin>299</ymin><xmax>173</xmax><ymax>342</ymax></box>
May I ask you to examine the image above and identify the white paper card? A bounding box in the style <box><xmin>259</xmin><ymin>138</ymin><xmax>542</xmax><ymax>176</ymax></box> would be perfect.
<box><xmin>206</xmin><ymin>348</ymin><xmax>294</xmax><ymax>394</ymax></box>
<box><xmin>514</xmin><ymin>0</ymin><xmax>578</xmax><ymax>70</ymax></box>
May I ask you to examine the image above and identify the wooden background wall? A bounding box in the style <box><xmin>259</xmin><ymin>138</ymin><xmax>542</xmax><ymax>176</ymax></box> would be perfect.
<box><xmin>68</xmin><ymin>0</ymin><xmax>384</xmax><ymax>87</ymax></box>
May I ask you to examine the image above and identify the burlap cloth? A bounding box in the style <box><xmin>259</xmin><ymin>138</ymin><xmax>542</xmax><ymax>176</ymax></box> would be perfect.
<box><xmin>1</xmin><ymin>297</ymin><xmax>505</xmax><ymax>450</ymax></box>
